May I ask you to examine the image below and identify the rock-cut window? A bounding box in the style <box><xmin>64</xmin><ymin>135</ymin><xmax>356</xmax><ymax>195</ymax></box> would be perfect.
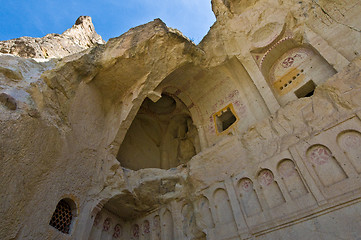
<box><xmin>214</xmin><ymin>104</ymin><xmax>238</xmax><ymax>133</ymax></box>
<box><xmin>49</xmin><ymin>199</ymin><xmax>76</xmax><ymax>234</ymax></box>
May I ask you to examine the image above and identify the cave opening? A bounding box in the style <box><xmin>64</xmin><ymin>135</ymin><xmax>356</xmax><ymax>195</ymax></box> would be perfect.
<box><xmin>294</xmin><ymin>80</ymin><xmax>316</xmax><ymax>98</ymax></box>
<box><xmin>117</xmin><ymin>94</ymin><xmax>200</xmax><ymax>170</ymax></box>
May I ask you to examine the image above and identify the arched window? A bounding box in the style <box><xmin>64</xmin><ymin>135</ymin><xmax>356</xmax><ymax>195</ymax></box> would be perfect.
<box><xmin>49</xmin><ymin>198</ymin><xmax>76</xmax><ymax>234</ymax></box>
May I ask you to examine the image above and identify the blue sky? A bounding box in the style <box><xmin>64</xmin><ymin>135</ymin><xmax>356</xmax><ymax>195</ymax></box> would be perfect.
<box><xmin>0</xmin><ymin>0</ymin><xmax>216</xmax><ymax>44</ymax></box>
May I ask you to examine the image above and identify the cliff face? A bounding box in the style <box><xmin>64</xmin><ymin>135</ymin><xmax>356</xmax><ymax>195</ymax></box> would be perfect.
<box><xmin>0</xmin><ymin>18</ymin><xmax>203</xmax><ymax>240</ymax></box>
<box><xmin>0</xmin><ymin>16</ymin><xmax>104</xmax><ymax>59</ymax></box>
<box><xmin>1</xmin><ymin>1</ymin><xmax>361</xmax><ymax>240</ymax></box>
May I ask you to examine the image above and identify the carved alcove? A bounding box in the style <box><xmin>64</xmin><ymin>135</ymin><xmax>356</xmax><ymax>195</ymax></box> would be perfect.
<box><xmin>232</xmin><ymin>172</ymin><xmax>268</xmax><ymax>229</ymax></box>
<box><xmin>153</xmin><ymin>215</ymin><xmax>161</xmax><ymax>240</ymax></box>
<box><xmin>116</xmin><ymin>93</ymin><xmax>200</xmax><ymax>170</ymax></box>
<box><xmin>100</xmin><ymin>217</ymin><xmax>113</xmax><ymax>239</ymax></box>
<box><xmin>88</xmin><ymin>196</ymin><xmax>175</xmax><ymax>240</ymax></box>
<box><xmin>257</xmin><ymin>169</ymin><xmax>285</xmax><ymax>209</ymax></box>
<box><xmin>131</xmin><ymin>223</ymin><xmax>140</xmax><ymax>240</ymax></box>
<box><xmin>277</xmin><ymin>159</ymin><xmax>308</xmax><ymax>200</ymax></box>
<box><xmin>162</xmin><ymin>209</ymin><xmax>174</xmax><ymax>240</ymax></box>
<box><xmin>89</xmin><ymin>209</ymin><xmax>127</xmax><ymax>240</ymax></box>
<box><xmin>337</xmin><ymin>130</ymin><xmax>361</xmax><ymax>174</ymax></box>
<box><xmin>181</xmin><ymin>203</ymin><xmax>201</xmax><ymax>239</ymax></box>
<box><xmin>211</xmin><ymin>188</ymin><xmax>238</xmax><ymax>238</ymax></box>
<box><xmin>294</xmin><ymin>117</ymin><xmax>361</xmax><ymax>200</ymax></box>
<box><xmin>307</xmin><ymin>144</ymin><xmax>347</xmax><ymax>187</ymax></box>
<box><xmin>237</xmin><ymin>178</ymin><xmax>262</xmax><ymax>217</ymax></box>
<box><xmin>252</xmin><ymin>30</ymin><xmax>337</xmax><ymax>106</ymax></box>
<box><xmin>142</xmin><ymin>220</ymin><xmax>151</xmax><ymax>240</ymax></box>
<box><xmin>197</xmin><ymin>196</ymin><xmax>215</xmax><ymax>230</ymax></box>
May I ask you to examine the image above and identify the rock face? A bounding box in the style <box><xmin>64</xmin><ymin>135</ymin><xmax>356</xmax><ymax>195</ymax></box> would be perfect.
<box><xmin>1</xmin><ymin>1</ymin><xmax>361</xmax><ymax>240</ymax></box>
<box><xmin>0</xmin><ymin>16</ymin><xmax>104</xmax><ymax>59</ymax></box>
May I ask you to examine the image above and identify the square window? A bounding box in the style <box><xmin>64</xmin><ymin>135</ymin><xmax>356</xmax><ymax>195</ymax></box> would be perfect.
<box><xmin>214</xmin><ymin>104</ymin><xmax>238</xmax><ymax>133</ymax></box>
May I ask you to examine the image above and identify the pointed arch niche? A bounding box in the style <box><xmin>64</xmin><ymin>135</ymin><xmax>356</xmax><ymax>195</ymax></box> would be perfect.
<box><xmin>253</xmin><ymin>35</ymin><xmax>337</xmax><ymax>106</ymax></box>
<box><xmin>116</xmin><ymin>93</ymin><xmax>200</xmax><ymax>170</ymax></box>
<box><xmin>88</xmin><ymin>195</ymin><xmax>163</xmax><ymax>240</ymax></box>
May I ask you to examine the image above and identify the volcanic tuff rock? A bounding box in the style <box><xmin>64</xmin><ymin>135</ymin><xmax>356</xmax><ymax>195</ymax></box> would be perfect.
<box><xmin>0</xmin><ymin>18</ymin><xmax>203</xmax><ymax>239</ymax></box>
<box><xmin>1</xmin><ymin>0</ymin><xmax>361</xmax><ymax>239</ymax></box>
<box><xmin>0</xmin><ymin>16</ymin><xmax>104</xmax><ymax>59</ymax></box>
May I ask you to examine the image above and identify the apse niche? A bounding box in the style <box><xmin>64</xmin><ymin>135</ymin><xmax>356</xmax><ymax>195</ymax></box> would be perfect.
<box><xmin>117</xmin><ymin>94</ymin><xmax>200</xmax><ymax>170</ymax></box>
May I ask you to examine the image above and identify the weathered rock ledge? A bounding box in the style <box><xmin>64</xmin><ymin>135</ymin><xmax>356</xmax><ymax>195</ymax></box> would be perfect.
<box><xmin>0</xmin><ymin>16</ymin><xmax>104</xmax><ymax>59</ymax></box>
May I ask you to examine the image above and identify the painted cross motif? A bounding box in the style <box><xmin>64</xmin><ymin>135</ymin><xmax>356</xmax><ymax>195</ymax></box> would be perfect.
<box><xmin>143</xmin><ymin>220</ymin><xmax>150</xmax><ymax>234</ymax></box>
<box><xmin>133</xmin><ymin>224</ymin><xmax>140</xmax><ymax>238</ymax></box>
<box><xmin>113</xmin><ymin>224</ymin><xmax>122</xmax><ymax>238</ymax></box>
<box><xmin>281</xmin><ymin>57</ymin><xmax>295</xmax><ymax>68</ymax></box>
<box><xmin>103</xmin><ymin>218</ymin><xmax>111</xmax><ymax>232</ymax></box>
<box><xmin>259</xmin><ymin>170</ymin><xmax>274</xmax><ymax>186</ymax></box>
<box><xmin>278</xmin><ymin>160</ymin><xmax>296</xmax><ymax>178</ymax></box>
<box><xmin>240</xmin><ymin>178</ymin><xmax>253</xmax><ymax>192</ymax></box>
<box><xmin>309</xmin><ymin>146</ymin><xmax>332</xmax><ymax>165</ymax></box>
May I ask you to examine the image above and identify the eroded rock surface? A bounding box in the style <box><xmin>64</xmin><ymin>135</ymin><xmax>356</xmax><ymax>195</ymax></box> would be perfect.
<box><xmin>0</xmin><ymin>16</ymin><xmax>104</xmax><ymax>59</ymax></box>
<box><xmin>1</xmin><ymin>1</ymin><xmax>361</xmax><ymax>240</ymax></box>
